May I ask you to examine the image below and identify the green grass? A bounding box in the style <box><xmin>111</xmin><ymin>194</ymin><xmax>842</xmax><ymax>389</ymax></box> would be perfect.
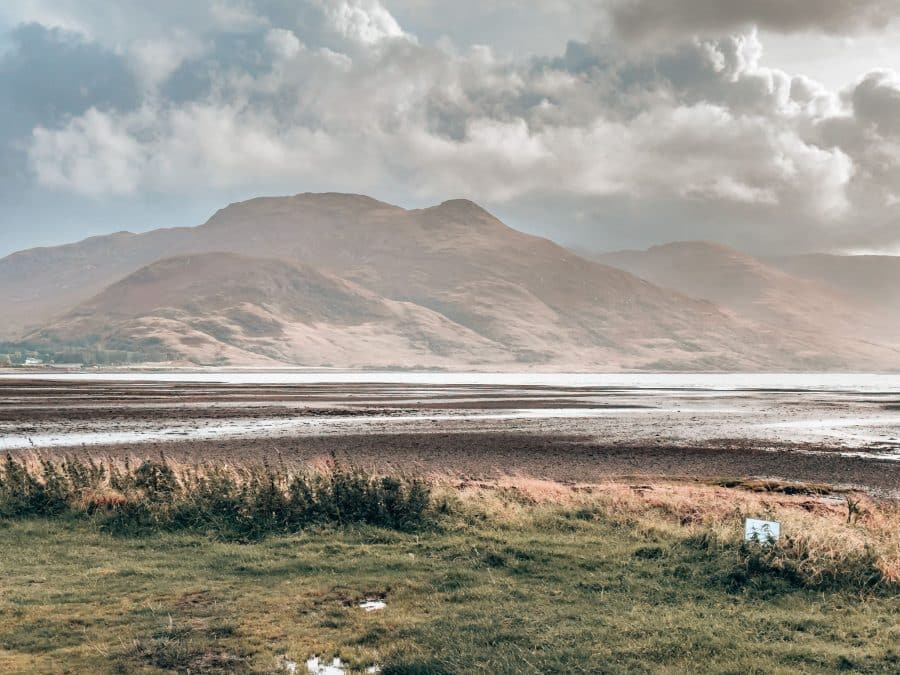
<box><xmin>1</xmin><ymin>503</ymin><xmax>897</xmax><ymax>674</ymax></box>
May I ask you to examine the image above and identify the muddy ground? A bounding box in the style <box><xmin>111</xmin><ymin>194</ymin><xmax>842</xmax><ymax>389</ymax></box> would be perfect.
<box><xmin>1</xmin><ymin>378</ymin><xmax>898</xmax><ymax>495</ymax></box>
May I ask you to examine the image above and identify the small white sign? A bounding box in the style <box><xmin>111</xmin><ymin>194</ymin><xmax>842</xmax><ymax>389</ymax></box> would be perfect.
<box><xmin>744</xmin><ymin>518</ymin><xmax>780</xmax><ymax>544</ymax></box>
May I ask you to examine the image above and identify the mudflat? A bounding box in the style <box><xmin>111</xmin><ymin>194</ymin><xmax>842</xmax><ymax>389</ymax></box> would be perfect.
<box><xmin>2</xmin><ymin>375</ymin><xmax>898</xmax><ymax>495</ymax></box>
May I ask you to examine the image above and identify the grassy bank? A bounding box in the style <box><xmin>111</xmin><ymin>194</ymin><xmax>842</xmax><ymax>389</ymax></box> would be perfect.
<box><xmin>0</xmin><ymin>456</ymin><xmax>432</xmax><ymax>537</ymax></box>
<box><xmin>0</xmin><ymin>460</ymin><xmax>898</xmax><ymax>673</ymax></box>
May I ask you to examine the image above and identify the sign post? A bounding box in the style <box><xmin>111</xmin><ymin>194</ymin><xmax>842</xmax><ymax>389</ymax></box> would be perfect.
<box><xmin>744</xmin><ymin>518</ymin><xmax>780</xmax><ymax>545</ymax></box>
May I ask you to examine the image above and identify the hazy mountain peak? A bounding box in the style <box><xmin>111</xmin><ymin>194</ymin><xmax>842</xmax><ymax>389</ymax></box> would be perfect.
<box><xmin>646</xmin><ymin>241</ymin><xmax>743</xmax><ymax>256</ymax></box>
<box><xmin>290</xmin><ymin>192</ymin><xmax>401</xmax><ymax>209</ymax></box>
<box><xmin>437</xmin><ymin>198</ymin><xmax>487</xmax><ymax>211</ymax></box>
<box><xmin>413</xmin><ymin>198</ymin><xmax>505</xmax><ymax>232</ymax></box>
<box><xmin>435</xmin><ymin>198</ymin><xmax>494</xmax><ymax>215</ymax></box>
<box><xmin>202</xmin><ymin>192</ymin><xmax>403</xmax><ymax>229</ymax></box>
<box><xmin>0</xmin><ymin>230</ymin><xmax>137</xmax><ymax>261</ymax></box>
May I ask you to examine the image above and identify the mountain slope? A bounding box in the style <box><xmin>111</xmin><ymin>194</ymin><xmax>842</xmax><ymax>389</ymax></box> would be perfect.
<box><xmin>33</xmin><ymin>253</ymin><xmax>509</xmax><ymax>367</ymax></box>
<box><xmin>198</xmin><ymin>195</ymin><xmax>766</xmax><ymax>367</ymax></box>
<box><xmin>0</xmin><ymin>229</ymin><xmax>197</xmax><ymax>339</ymax></box>
<box><xmin>592</xmin><ymin>241</ymin><xmax>900</xmax><ymax>366</ymax></box>
<box><xmin>594</xmin><ymin>241</ymin><xmax>857</xmax><ymax>323</ymax></box>
<box><xmin>6</xmin><ymin>193</ymin><xmax>899</xmax><ymax>369</ymax></box>
<box><xmin>769</xmin><ymin>253</ymin><xmax>900</xmax><ymax>318</ymax></box>
<box><xmin>2</xmin><ymin>193</ymin><xmax>766</xmax><ymax>369</ymax></box>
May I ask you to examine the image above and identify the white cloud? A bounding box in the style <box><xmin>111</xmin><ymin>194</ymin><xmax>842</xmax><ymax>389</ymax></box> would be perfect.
<box><xmin>265</xmin><ymin>28</ymin><xmax>303</xmax><ymax>60</ymax></box>
<box><xmin>9</xmin><ymin>0</ymin><xmax>900</xmax><ymax>252</ymax></box>
<box><xmin>815</xmin><ymin>68</ymin><xmax>900</xmax><ymax>223</ymax></box>
<box><xmin>30</xmin><ymin>108</ymin><xmax>144</xmax><ymax>196</ymax></box>
<box><xmin>0</xmin><ymin>0</ymin><xmax>92</xmax><ymax>38</ymax></box>
<box><xmin>26</xmin><ymin>41</ymin><xmax>856</xmax><ymax>226</ymax></box>
<box><xmin>209</xmin><ymin>1</ymin><xmax>268</xmax><ymax>31</ymax></box>
<box><xmin>129</xmin><ymin>34</ymin><xmax>205</xmax><ymax>91</ymax></box>
<box><xmin>321</xmin><ymin>0</ymin><xmax>410</xmax><ymax>45</ymax></box>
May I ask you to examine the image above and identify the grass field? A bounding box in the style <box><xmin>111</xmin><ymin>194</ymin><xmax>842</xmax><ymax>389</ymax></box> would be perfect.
<box><xmin>0</xmin><ymin>463</ymin><xmax>898</xmax><ymax>674</ymax></box>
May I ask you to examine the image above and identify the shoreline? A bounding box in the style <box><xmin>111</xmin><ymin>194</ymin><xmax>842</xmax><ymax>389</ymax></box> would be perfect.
<box><xmin>2</xmin><ymin>377</ymin><xmax>899</xmax><ymax>496</ymax></box>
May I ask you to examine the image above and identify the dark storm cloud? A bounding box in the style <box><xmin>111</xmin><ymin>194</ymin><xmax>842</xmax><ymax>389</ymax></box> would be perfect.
<box><xmin>610</xmin><ymin>0</ymin><xmax>900</xmax><ymax>41</ymax></box>
<box><xmin>0</xmin><ymin>24</ymin><xmax>139</xmax><ymax>136</ymax></box>
<box><xmin>851</xmin><ymin>70</ymin><xmax>900</xmax><ymax>137</ymax></box>
<box><xmin>0</xmin><ymin>23</ymin><xmax>140</xmax><ymax>210</ymax></box>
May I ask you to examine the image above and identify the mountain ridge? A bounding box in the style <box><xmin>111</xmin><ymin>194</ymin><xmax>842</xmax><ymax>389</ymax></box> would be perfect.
<box><xmin>4</xmin><ymin>194</ymin><xmax>900</xmax><ymax>370</ymax></box>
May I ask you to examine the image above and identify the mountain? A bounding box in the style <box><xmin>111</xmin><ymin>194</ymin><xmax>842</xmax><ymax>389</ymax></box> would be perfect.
<box><xmin>594</xmin><ymin>241</ymin><xmax>860</xmax><ymax>324</ymax></box>
<box><xmin>0</xmin><ymin>228</ymin><xmax>196</xmax><ymax>340</ymax></box>
<box><xmin>591</xmin><ymin>241</ymin><xmax>900</xmax><ymax>367</ymax></box>
<box><xmin>4</xmin><ymin>193</ymin><xmax>899</xmax><ymax>370</ymax></box>
<box><xmin>769</xmin><ymin>253</ymin><xmax>900</xmax><ymax>318</ymax></box>
<box><xmin>33</xmin><ymin>253</ymin><xmax>508</xmax><ymax>368</ymax></box>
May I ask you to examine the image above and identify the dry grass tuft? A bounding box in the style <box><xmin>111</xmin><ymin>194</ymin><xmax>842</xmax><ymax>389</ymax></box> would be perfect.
<box><xmin>77</xmin><ymin>487</ymin><xmax>130</xmax><ymax>511</ymax></box>
<box><xmin>441</xmin><ymin>474</ymin><xmax>900</xmax><ymax>588</ymax></box>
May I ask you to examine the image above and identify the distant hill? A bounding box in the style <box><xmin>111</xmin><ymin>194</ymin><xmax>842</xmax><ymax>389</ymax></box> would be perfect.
<box><xmin>4</xmin><ymin>193</ymin><xmax>900</xmax><ymax>370</ymax></box>
<box><xmin>769</xmin><ymin>253</ymin><xmax>900</xmax><ymax>317</ymax></box>
<box><xmin>593</xmin><ymin>241</ymin><xmax>900</xmax><ymax>368</ymax></box>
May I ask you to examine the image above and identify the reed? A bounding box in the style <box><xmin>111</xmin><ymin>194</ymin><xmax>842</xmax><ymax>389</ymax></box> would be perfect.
<box><xmin>0</xmin><ymin>453</ymin><xmax>433</xmax><ymax>538</ymax></box>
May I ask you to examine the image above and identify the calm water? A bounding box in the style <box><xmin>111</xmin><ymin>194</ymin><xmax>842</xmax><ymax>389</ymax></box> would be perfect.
<box><xmin>2</xmin><ymin>371</ymin><xmax>900</xmax><ymax>392</ymax></box>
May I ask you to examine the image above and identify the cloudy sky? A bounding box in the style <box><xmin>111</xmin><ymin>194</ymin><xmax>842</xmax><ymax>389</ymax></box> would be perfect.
<box><xmin>2</xmin><ymin>1</ymin><xmax>900</xmax><ymax>257</ymax></box>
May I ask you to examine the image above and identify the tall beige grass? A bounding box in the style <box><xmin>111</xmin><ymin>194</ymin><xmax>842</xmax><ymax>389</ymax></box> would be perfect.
<box><xmin>442</xmin><ymin>475</ymin><xmax>900</xmax><ymax>584</ymax></box>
